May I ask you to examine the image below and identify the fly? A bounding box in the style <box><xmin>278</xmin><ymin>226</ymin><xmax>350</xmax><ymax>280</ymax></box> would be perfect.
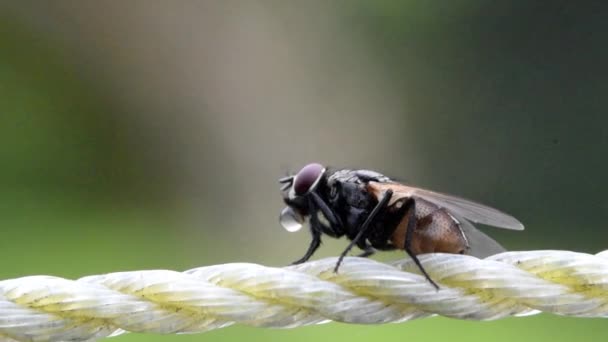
<box><xmin>279</xmin><ymin>163</ymin><xmax>524</xmax><ymax>289</ymax></box>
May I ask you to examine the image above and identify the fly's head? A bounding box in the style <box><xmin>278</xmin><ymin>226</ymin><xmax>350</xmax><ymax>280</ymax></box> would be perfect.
<box><xmin>278</xmin><ymin>163</ymin><xmax>328</xmax><ymax>232</ymax></box>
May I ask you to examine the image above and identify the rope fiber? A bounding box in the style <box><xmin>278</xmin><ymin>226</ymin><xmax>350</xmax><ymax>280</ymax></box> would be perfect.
<box><xmin>1</xmin><ymin>250</ymin><xmax>607</xmax><ymax>342</ymax></box>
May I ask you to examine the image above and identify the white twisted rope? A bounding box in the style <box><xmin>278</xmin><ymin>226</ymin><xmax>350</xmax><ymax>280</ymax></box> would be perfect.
<box><xmin>1</xmin><ymin>250</ymin><xmax>607</xmax><ymax>342</ymax></box>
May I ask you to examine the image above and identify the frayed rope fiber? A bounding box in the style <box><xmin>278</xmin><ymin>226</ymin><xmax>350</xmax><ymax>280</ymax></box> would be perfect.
<box><xmin>1</xmin><ymin>250</ymin><xmax>608</xmax><ymax>342</ymax></box>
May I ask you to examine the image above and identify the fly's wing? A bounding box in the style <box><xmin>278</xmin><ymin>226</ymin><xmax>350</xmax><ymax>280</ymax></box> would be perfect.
<box><xmin>368</xmin><ymin>182</ymin><xmax>524</xmax><ymax>230</ymax></box>
<box><xmin>411</xmin><ymin>187</ymin><xmax>524</xmax><ymax>230</ymax></box>
<box><xmin>457</xmin><ymin>216</ymin><xmax>507</xmax><ymax>258</ymax></box>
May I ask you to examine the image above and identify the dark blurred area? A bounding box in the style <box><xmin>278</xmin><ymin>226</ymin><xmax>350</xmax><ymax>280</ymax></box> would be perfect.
<box><xmin>350</xmin><ymin>2</ymin><xmax>608</xmax><ymax>251</ymax></box>
<box><xmin>0</xmin><ymin>2</ymin><xmax>607</xmax><ymax>341</ymax></box>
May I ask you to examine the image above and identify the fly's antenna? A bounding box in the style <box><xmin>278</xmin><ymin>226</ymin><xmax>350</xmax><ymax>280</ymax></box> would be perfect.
<box><xmin>279</xmin><ymin>176</ymin><xmax>294</xmax><ymax>191</ymax></box>
<box><xmin>280</xmin><ymin>164</ymin><xmax>293</xmax><ymax>178</ymax></box>
<box><xmin>279</xmin><ymin>176</ymin><xmax>293</xmax><ymax>184</ymax></box>
<box><xmin>279</xmin><ymin>164</ymin><xmax>294</xmax><ymax>191</ymax></box>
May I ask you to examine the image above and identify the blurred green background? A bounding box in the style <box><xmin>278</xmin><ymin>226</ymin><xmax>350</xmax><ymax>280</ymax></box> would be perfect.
<box><xmin>1</xmin><ymin>1</ymin><xmax>607</xmax><ymax>341</ymax></box>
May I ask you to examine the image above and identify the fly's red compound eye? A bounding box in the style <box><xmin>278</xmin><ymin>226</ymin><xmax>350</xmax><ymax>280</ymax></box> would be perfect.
<box><xmin>293</xmin><ymin>163</ymin><xmax>325</xmax><ymax>195</ymax></box>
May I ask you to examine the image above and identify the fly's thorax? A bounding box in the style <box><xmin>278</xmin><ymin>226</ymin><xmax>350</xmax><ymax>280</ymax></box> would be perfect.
<box><xmin>326</xmin><ymin>170</ymin><xmax>375</xmax><ymax>209</ymax></box>
<box><xmin>354</xmin><ymin>169</ymin><xmax>391</xmax><ymax>182</ymax></box>
<box><xmin>321</xmin><ymin>170</ymin><xmax>382</xmax><ymax>237</ymax></box>
<box><xmin>326</xmin><ymin>169</ymin><xmax>356</xmax><ymax>183</ymax></box>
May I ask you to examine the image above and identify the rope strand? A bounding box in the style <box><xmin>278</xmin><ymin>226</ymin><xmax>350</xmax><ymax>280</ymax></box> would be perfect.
<box><xmin>0</xmin><ymin>250</ymin><xmax>607</xmax><ymax>342</ymax></box>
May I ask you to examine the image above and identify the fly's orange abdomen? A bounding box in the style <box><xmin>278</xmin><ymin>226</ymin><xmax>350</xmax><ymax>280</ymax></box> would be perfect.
<box><xmin>383</xmin><ymin>194</ymin><xmax>469</xmax><ymax>254</ymax></box>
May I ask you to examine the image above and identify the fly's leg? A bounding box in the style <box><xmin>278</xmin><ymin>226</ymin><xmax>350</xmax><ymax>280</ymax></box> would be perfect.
<box><xmin>290</xmin><ymin>197</ymin><xmax>325</xmax><ymax>265</ymax></box>
<box><xmin>355</xmin><ymin>239</ymin><xmax>400</xmax><ymax>256</ymax></box>
<box><xmin>356</xmin><ymin>245</ymin><xmax>376</xmax><ymax>258</ymax></box>
<box><xmin>290</xmin><ymin>214</ymin><xmax>322</xmax><ymax>265</ymax></box>
<box><xmin>291</xmin><ymin>193</ymin><xmax>345</xmax><ymax>265</ymax></box>
<box><xmin>334</xmin><ymin>189</ymin><xmax>393</xmax><ymax>272</ymax></box>
<box><xmin>310</xmin><ymin>191</ymin><xmax>344</xmax><ymax>235</ymax></box>
<box><xmin>402</xmin><ymin>198</ymin><xmax>440</xmax><ymax>290</ymax></box>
